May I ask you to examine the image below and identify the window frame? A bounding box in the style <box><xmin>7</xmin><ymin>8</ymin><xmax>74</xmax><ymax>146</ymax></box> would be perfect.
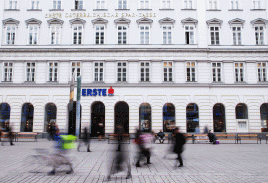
<box><xmin>75</xmin><ymin>0</ymin><xmax>83</xmax><ymax>10</ymax></box>
<box><xmin>140</xmin><ymin>25</ymin><xmax>150</xmax><ymax>44</ymax></box>
<box><xmin>139</xmin><ymin>0</ymin><xmax>150</xmax><ymax>9</ymax></box>
<box><xmin>118</xmin><ymin>0</ymin><xmax>127</xmax><ymax>9</ymax></box>
<box><xmin>70</xmin><ymin>62</ymin><xmax>82</xmax><ymax>81</ymax></box>
<box><xmin>96</xmin><ymin>0</ymin><xmax>105</xmax><ymax>9</ymax></box>
<box><xmin>184</xmin><ymin>25</ymin><xmax>195</xmax><ymax>44</ymax></box>
<box><xmin>25</xmin><ymin>62</ymin><xmax>36</xmax><ymax>82</ymax></box>
<box><xmin>208</xmin><ymin>0</ymin><xmax>218</xmax><ymax>10</ymax></box>
<box><xmin>140</xmin><ymin>61</ymin><xmax>151</xmax><ymax>82</ymax></box>
<box><xmin>209</xmin><ymin>26</ymin><xmax>220</xmax><ymax>45</ymax></box>
<box><xmin>47</xmin><ymin>62</ymin><xmax>59</xmax><ymax>82</ymax></box>
<box><xmin>257</xmin><ymin>62</ymin><xmax>267</xmax><ymax>82</ymax></box>
<box><xmin>184</xmin><ymin>0</ymin><xmax>193</xmax><ymax>9</ymax></box>
<box><xmin>234</xmin><ymin>62</ymin><xmax>245</xmax><ymax>82</ymax></box>
<box><xmin>117</xmin><ymin>24</ymin><xmax>128</xmax><ymax>44</ymax></box>
<box><xmin>230</xmin><ymin>0</ymin><xmax>239</xmax><ymax>9</ymax></box>
<box><xmin>9</xmin><ymin>0</ymin><xmax>18</xmax><ymax>10</ymax></box>
<box><xmin>255</xmin><ymin>25</ymin><xmax>265</xmax><ymax>45</ymax></box>
<box><xmin>72</xmin><ymin>24</ymin><xmax>83</xmax><ymax>45</ymax></box>
<box><xmin>5</xmin><ymin>25</ymin><xmax>16</xmax><ymax>45</ymax></box>
<box><xmin>30</xmin><ymin>0</ymin><xmax>40</xmax><ymax>10</ymax></box>
<box><xmin>94</xmin><ymin>61</ymin><xmax>104</xmax><ymax>82</ymax></box>
<box><xmin>95</xmin><ymin>25</ymin><xmax>105</xmax><ymax>44</ymax></box>
<box><xmin>186</xmin><ymin>61</ymin><xmax>196</xmax><ymax>82</ymax></box>
<box><xmin>162</xmin><ymin>25</ymin><xmax>172</xmax><ymax>44</ymax></box>
<box><xmin>52</xmin><ymin>0</ymin><xmax>61</xmax><ymax>10</ymax></box>
<box><xmin>2</xmin><ymin>62</ymin><xmax>13</xmax><ymax>82</ymax></box>
<box><xmin>27</xmin><ymin>24</ymin><xmax>39</xmax><ymax>45</ymax></box>
<box><xmin>211</xmin><ymin>62</ymin><xmax>222</xmax><ymax>82</ymax></box>
<box><xmin>232</xmin><ymin>26</ymin><xmax>242</xmax><ymax>45</ymax></box>
<box><xmin>162</xmin><ymin>0</ymin><xmax>172</xmax><ymax>9</ymax></box>
<box><xmin>252</xmin><ymin>0</ymin><xmax>261</xmax><ymax>9</ymax></box>
<box><xmin>50</xmin><ymin>24</ymin><xmax>61</xmax><ymax>45</ymax></box>
<box><xmin>117</xmin><ymin>61</ymin><xmax>128</xmax><ymax>82</ymax></box>
<box><xmin>163</xmin><ymin>61</ymin><xmax>173</xmax><ymax>82</ymax></box>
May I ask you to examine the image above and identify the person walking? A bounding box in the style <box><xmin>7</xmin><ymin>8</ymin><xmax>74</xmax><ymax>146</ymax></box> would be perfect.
<box><xmin>2</xmin><ymin>122</ymin><xmax>14</xmax><ymax>146</ymax></box>
<box><xmin>134</xmin><ymin>129</ymin><xmax>151</xmax><ymax>167</ymax></box>
<box><xmin>77</xmin><ymin>127</ymin><xmax>91</xmax><ymax>152</ymax></box>
<box><xmin>173</xmin><ymin>127</ymin><xmax>186</xmax><ymax>167</ymax></box>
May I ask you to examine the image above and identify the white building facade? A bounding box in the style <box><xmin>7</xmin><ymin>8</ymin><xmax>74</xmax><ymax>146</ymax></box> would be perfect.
<box><xmin>1</xmin><ymin>0</ymin><xmax>268</xmax><ymax>135</ymax></box>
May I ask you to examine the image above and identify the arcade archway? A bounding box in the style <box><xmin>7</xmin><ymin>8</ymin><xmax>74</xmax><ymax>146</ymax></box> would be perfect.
<box><xmin>186</xmin><ymin>103</ymin><xmax>199</xmax><ymax>132</ymax></box>
<box><xmin>0</xmin><ymin>103</ymin><xmax>10</xmax><ymax>129</ymax></box>
<box><xmin>21</xmin><ymin>103</ymin><xmax>34</xmax><ymax>132</ymax></box>
<box><xmin>114</xmin><ymin>101</ymin><xmax>129</xmax><ymax>134</ymax></box>
<box><xmin>44</xmin><ymin>103</ymin><xmax>57</xmax><ymax>132</ymax></box>
<box><xmin>91</xmin><ymin>102</ymin><xmax>105</xmax><ymax>137</ymax></box>
<box><xmin>213</xmin><ymin>103</ymin><xmax>226</xmax><ymax>132</ymax></box>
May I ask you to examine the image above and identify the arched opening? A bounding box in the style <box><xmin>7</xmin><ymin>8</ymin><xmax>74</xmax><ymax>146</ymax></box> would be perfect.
<box><xmin>139</xmin><ymin>103</ymin><xmax>151</xmax><ymax>132</ymax></box>
<box><xmin>260</xmin><ymin>103</ymin><xmax>268</xmax><ymax>128</ymax></box>
<box><xmin>235</xmin><ymin>103</ymin><xmax>248</xmax><ymax>131</ymax></box>
<box><xmin>91</xmin><ymin>102</ymin><xmax>105</xmax><ymax>137</ymax></box>
<box><xmin>0</xmin><ymin>103</ymin><xmax>10</xmax><ymax>129</ymax></box>
<box><xmin>213</xmin><ymin>103</ymin><xmax>226</xmax><ymax>132</ymax></box>
<box><xmin>114</xmin><ymin>101</ymin><xmax>129</xmax><ymax>134</ymax></box>
<box><xmin>44</xmin><ymin>103</ymin><xmax>57</xmax><ymax>132</ymax></box>
<box><xmin>21</xmin><ymin>103</ymin><xmax>34</xmax><ymax>132</ymax></box>
<box><xmin>68</xmin><ymin>101</ymin><xmax>82</xmax><ymax>135</ymax></box>
<box><xmin>163</xmin><ymin>103</ymin><xmax>175</xmax><ymax>132</ymax></box>
<box><xmin>186</xmin><ymin>103</ymin><xmax>199</xmax><ymax>132</ymax></box>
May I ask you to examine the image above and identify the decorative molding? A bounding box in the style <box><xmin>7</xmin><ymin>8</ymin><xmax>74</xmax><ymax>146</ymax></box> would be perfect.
<box><xmin>114</xmin><ymin>18</ymin><xmax>131</xmax><ymax>26</ymax></box>
<box><xmin>250</xmin><ymin>18</ymin><xmax>268</xmax><ymax>28</ymax></box>
<box><xmin>206</xmin><ymin>18</ymin><xmax>223</xmax><ymax>28</ymax></box>
<box><xmin>47</xmin><ymin>18</ymin><xmax>64</xmax><ymax>28</ymax></box>
<box><xmin>69</xmin><ymin>18</ymin><xmax>86</xmax><ymax>27</ymax></box>
<box><xmin>2</xmin><ymin>18</ymin><xmax>20</xmax><ymax>27</ymax></box>
<box><xmin>92</xmin><ymin>18</ymin><xmax>108</xmax><ymax>28</ymax></box>
<box><xmin>228</xmin><ymin>18</ymin><xmax>245</xmax><ymax>28</ymax></box>
<box><xmin>25</xmin><ymin>18</ymin><xmax>42</xmax><ymax>28</ymax></box>
<box><xmin>159</xmin><ymin>17</ymin><xmax>175</xmax><ymax>24</ymax></box>
<box><xmin>136</xmin><ymin>17</ymin><xmax>153</xmax><ymax>27</ymax></box>
<box><xmin>181</xmin><ymin>17</ymin><xmax>198</xmax><ymax>27</ymax></box>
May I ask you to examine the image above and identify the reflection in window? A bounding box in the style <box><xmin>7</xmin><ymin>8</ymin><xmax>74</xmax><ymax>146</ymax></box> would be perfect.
<box><xmin>163</xmin><ymin>103</ymin><xmax>175</xmax><ymax>132</ymax></box>
<box><xmin>186</xmin><ymin>103</ymin><xmax>199</xmax><ymax>132</ymax></box>
<box><xmin>139</xmin><ymin>103</ymin><xmax>151</xmax><ymax>132</ymax></box>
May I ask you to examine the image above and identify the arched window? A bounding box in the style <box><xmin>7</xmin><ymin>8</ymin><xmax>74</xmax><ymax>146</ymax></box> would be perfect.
<box><xmin>163</xmin><ymin>103</ymin><xmax>175</xmax><ymax>132</ymax></box>
<box><xmin>114</xmin><ymin>101</ymin><xmax>129</xmax><ymax>134</ymax></box>
<box><xmin>186</xmin><ymin>103</ymin><xmax>199</xmax><ymax>132</ymax></box>
<box><xmin>260</xmin><ymin>103</ymin><xmax>268</xmax><ymax>128</ymax></box>
<box><xmin>21</xmin><ymin>103</ymin><xmax>34</xmax><ymax>132</ymax></box>
<box><xmin>91</xmin><ymin>102</ymin><xmax>105</xmax><ymax>137</ymax></box>
<box><xmin>0</xmin><ymin>103</ymin><xmax>10</xmax><ymax>129</ymax></box>
<box><xmin>213</xmin><ymin>103</ymin><xmax>226</xmax><ymax>132</ymax></box>
<box><xmin>44</xmin><ymin>103</ymin><xmax>57</xmax><ymax>132</ymax></box>
<box><xmin>139</xmin><ymin>103</ymin><xmax>151</xmax><ymax>132</ymax></box>
<box><xmin>235</xmin><ymin>103</ymin><xmax>248</xmax><ymax>131</ymax></box>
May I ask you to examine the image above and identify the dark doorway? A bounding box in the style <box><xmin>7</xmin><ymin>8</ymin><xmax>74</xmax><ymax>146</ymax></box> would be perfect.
<box><xmin>163</xmin><ymin>103</ymin><xmax>175</xmax><ymax>132</ymax></box>
<box><xmin>91</xmin><ymin>102</ymin><xmax>105</xmax><ymax>137</ymax></box>
<box><xmin>213</xmin><ymin>103</ymin><xmax>226</xmax><ymax>132</ymax></box>
<box><xmin>68</xmin><ymin>102</ymin><xmax>82</xmax><ymax>135</ymax></box>
<box><xmin>21</xmin><ymin>103</ymin><xmax>34</xmax><ymax>132</ymax></box>
<box><xmin>114</xmin><ymin>101</ymin><xmax>129</xmax><ymax>134</ymax></box>
<box><xmin>0</xmin><ymin>103</ymin><xmax>10</xmax><ymax>129</ymax></box>
<box><xmin>44</xmin><ymin>103</ymin><xmax>57</xmax><ymax>132</ymax></box>
<box><xmin>186</xmin><ymin>103</ymin><xmax>199</xmax><ymax>132</ymax></box>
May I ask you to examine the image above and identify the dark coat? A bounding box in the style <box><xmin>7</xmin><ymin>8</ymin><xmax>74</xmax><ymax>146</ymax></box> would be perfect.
<box><xmin>173</xmin><ymin>132</ymin><xmax>186</xmax><ymax>154</ymax></box>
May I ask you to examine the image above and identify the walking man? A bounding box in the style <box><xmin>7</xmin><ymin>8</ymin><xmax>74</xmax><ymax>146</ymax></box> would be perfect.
<box><xmin>77</xmin><ymin>127</ymin><xmax>91</xmax><ymax>152</ymax></box>
<box><xmin>173</xmin><ymin>127</ymin><xmax>185</xmax><ymax>167</ymax></box>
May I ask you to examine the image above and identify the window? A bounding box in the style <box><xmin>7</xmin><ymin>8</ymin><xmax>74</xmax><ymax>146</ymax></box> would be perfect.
<box><xmin>186</xmin><ymin>62</ymin><xmax>195</xmax><ymax>82</ymax></box>
<box><xmin>258</xmin><ymin>62</ymin><xmax>266</xmax><ymax>82</ymax></box>
<box><xmin>185</xmin><ymin>26</ymin><xmax>194</xmax><ymax>44</ymax></box>
<box><xmin>53</xmin><ymin>0</ymin><xmax>61</xmax><ymax>9</ymax></box>
<box><xmin>117</xmin><ymin>62</ymin><xmax>127</xmax><ymax>82</ymax></box>
<box><xmin>31</xmin><ymin>0</ymin><xmax>39</xmax><ymax>9</ymax></box>
<box><xmin>94</xmin><ymin>62</ymin><xmax>104</xmax><ymax>81</ymax></box>
<box><xmin>210</xmin><ymin>27</ymin><xmax>220</xmax><ymax>45</ymax></box>
<box><xmin>140</xmin><ymin>25</ymin><xmax>149</xmax><ymax>44</ymax></box>
<box><xmin>75</xmin><ymin>0</ymin><xmax>83</xmax><ymax>9</ymax></box>
<box><xmin>140</xmin><ymin>0</ymin><xmax>149</xmax><ymax>9</ymax></box>
<box><xmin>253</xmin><ymin>0</ymin><xmax>261</xmax><ymax>9</ymax></box>
<box><xmin>118</xmin><ymin>25</ymin><xmax>127</xmax><ymax>44</ymax></box>
<box><xmin>26</xmin><ymin>62</ymin><xmax>35</xmax><ymax>82</ymax></box>
<box><xmin>209</xmin><ymin>0</ymin><xmax>218</xmax><ymax>9</ymax></box>
<box><xmin>96</xmin><ymin>0</ymin><xmax>105</xmax><ymax>9</ymax></box>
<box><xmin>255</xmin><ymin>26</ymin><xmax>264</xmax><ymax>45</ymax></box>
<box><xmin>51</xmin><ymin>25</ymin><xmax>60</xmax><ymax>44</ymax></box>
<box><xmin>95</xmin><ymin>25</ymin><xmax>105</xmax><ymax>44</ymax></box>
<box><xmin>6</xmin><ymin>25</ymin><xmax>16</xmax><ymax>45</ymax></box>
<box><xmin>140</xmin><ymin>62</ymin><xmax>150</xmax><ymax>82</ymax></box>
<box><xmin>71</xmin><ymin>62</ymin><xmax>81</xmax><ymax>81</ymax></box>
<box><xmin>212</xmin><ymin>62</ymin><xmax>221</xmax><ymax>82</ymax></box>
<box><xmin>162</xmin><ymin>0</ymin><xmax>171</xmax><ymax>9</ymax></box>
<box><xmin>9</xmin><ymin>0</ymin><xmax>17</xmax><ymax>9</ymax></box>
<box><xmin>28</xmin><ymin>25</ymin><xmax>38</xmax><ymax>45</ymax></box>
<box><xmin>48</xmin><ymin>62</ymin><xmax>58</xmax><ymax>82</ymax></box>
<box><xmin>73</xmin><ymin>25</ymin><xmax>82</xmax><ymax>44</ymax></box>
<box><xmin>232</xmin><ymin>27</ymin><xmax>241</xmax><ymax>45</ymax></box>
<box><xmin>163</xmin><ymin>26</ymin><xmax>172</xmax><ymax>44</ymax></box>
<box><xmin>163</xmin><ymin>62</ymin><xmax>173</xmax><ymax>82</ymax></box>
<box><xmin>139</xmin><ymin>103</ymin><xmax>151</xmax><ymax>132</ymax></box>
<box><xmin>118</xmin><ymin>0</ymin><xmax>127</xmax><ymax>9</ymax></box>
<box><xmin>230</xmin><ymin>0</ymin><xmax>238</xmax><ymax>9</ymax></box>
<box><xmin>235</xmin><ymin>63</ymin><xmax>244</xmax><ymax>82</ymax></box>
<box><xmin>184</xmin><ymin>0</ymin><xmax>192</xmax><ymax>9</ymax></box>
<box><xmin>3</xmin><ymin>62</ymin><xmax>13</xmax><ymax>82</ymax></box>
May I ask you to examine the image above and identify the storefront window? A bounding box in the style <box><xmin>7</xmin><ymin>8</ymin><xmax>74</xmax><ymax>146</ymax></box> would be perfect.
<box><xmin>213</xmin><ymin>103</ymin><xmax>226</xmax><ymax>132</ymax></box>
<box><xmin>91</xmin><ymin>102</ymin><xmax>105</xmax><ymax>137</ymax></box>
<box><xmin>260</xmin><ymin>104</ymin><xmax>268</xmax><ymax>128</ymax></box>
<box><xmin>21</xmin><ymin>103</ymin><xmax>34</xmax><ymax>132</ymax></box>
<box><xmin>44</xmin><ymin>103</ymin><xmax>57</xmax><ymax>132</ymax></box>
<box><xmin>139</xmin><ymin>103</ymin><xmax>151</xmax><ymax>132</ymax></box>
<box><xmin>186</xmin><ymin>103</ymin><xmax>199</xmax><ymax>132</ymax></box>
<box><xmin>236</xmin><ymin>103</ymin><xmax>248</xmax><ymax>119</ymax></box>
<box><xmin>115</xmin><ymin>101</ymin><xmax>129</xmax><ymax>134</ymax></box>
<box><xmin>0</xmin><ymin>103</ymin><xmax>10</xmax><ymax>129</ymax></box>
<box><xmin>163</xmin><ymin>103</ymin><xmax>175</xmax><ymax>132</ymax></box>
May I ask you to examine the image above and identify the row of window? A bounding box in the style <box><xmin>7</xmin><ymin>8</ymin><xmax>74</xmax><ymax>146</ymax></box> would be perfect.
<box><xmin>6</xmin><ymin>0</ymin><xmax>266</xmax><ymax>11</ymax></box>
<box><xmin>4</xmin><ymin>17</ymin><xmax>267</xmax><ymax>45</ymax></box>
<box><xmin>1</xmin><ymin>61</ymin><xmax>267</xmax><ymax>83</ymax></box>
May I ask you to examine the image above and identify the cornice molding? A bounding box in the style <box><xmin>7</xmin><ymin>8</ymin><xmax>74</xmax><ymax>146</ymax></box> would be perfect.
<box><xmin>92</xmin><ymin>18</ymin><xmax>108</xmax><ymax>28</ymax></box>
<box><xmin>250</xmin><ymin>18</ymin><xmax>268</xmax><ymax>27</ymax></box>
<box><xmin>114</xmin><ymin>18</ymin><xmax>131</xmax><ymax>25</ymax></box>
<box><xmin>181</xmin><ymin>17</ymin><xmax>198</xmax><ymax>27</ymax></box>
<box><xmin>228</xmin><ymin>18</ymin><xmax>245</xmax><ymax>27</ymax></box>
<box><xmin>47</xmin><ymin>18</ymin><xmax>64</xmax><ymax>28</ymax></box>
<box><xmin>25</xmin><ymin>18</ymin><xmax>42</xmax><ymax>28</ymax></box>
<box><xmin>2</xmin><ymin>18</ymin><xmax>20</xmax><ymax>27</ymax></box>
<box><xmin>136</xmin><ymin>17</ymin><xmax>153</xmax><ymax>26</ymax></box>
<box><xmin>206</xmin><ymin>18</ymin><xmax>223</xmax><ymax>28</ymax></box>
<box><xmin>69</xmin><ymin>18</ymin><xmax>86</xmax><ymax>27</ymax></box>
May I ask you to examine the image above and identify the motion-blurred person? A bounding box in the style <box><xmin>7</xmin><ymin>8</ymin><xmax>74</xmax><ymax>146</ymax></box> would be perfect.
<box><xmin>173</xmin><ymin>127</ymin><xmax>186</xmax><ymax>167</ymax></box>
<box><xmin>195</xmin><ymin>125</ymin><xmax>200</xmax><ymax>143</ymax></box>
<box><xmin>1</xmin><ymin>122</ymin><xmax>14</xmax><ymax>146</ymax></box>
<box><xmin>107</xmin><ymin>125</ymin><xmax>131</xmax><ymax>181</ymax></box>
<box><xmin>48</xmin><ymin>122</ymin><xmax>56</xmax><ymax>141</ymax></box>
<box><xmin>77</xmin><ymin>127</ymin><xmax>91</xmax><ymax>152</ymax></box>
<box><xmin>207</xmin><ymin>130</ymin><xmax>217</xmax><ymax>144</ymax></box>
<box><xmin>157</xmin><ymin>130</ymin><xmax>165</xmax><ymax>143</ymax></box>
<box><xmin>134</xmin><ymin>129</ymin><xmax>151</xmax><ymax>167</ymax></box>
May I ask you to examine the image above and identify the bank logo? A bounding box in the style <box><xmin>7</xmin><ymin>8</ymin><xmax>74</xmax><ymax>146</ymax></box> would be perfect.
<box><xmin>108</xmin><ymin>87</ymin><xmax>114</xmax><ymax>96</ymax></box>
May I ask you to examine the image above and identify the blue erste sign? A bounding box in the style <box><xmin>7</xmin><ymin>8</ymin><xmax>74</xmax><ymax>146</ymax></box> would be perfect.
<box><xmin>82</xmin><ymin>89</ymin><xmax>107</xmax><ymax>96</ymax></box>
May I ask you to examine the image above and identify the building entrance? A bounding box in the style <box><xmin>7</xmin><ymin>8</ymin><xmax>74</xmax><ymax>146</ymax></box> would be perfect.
<box><xmin>114</xmin><ymin>102</ymin><xmax>129</xmax><ymax>134</ymax></box>
<box><xmin>91</xmin><ymin>102</ymin><xmax>105</xmax><ymax>137</ymax></box>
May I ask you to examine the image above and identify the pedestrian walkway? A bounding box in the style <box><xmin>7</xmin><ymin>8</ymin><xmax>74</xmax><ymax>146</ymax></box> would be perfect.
<box><xmin>0</xmin><ymin>139</ymin><xmax>268</xmax><ymax>183</ymax></box>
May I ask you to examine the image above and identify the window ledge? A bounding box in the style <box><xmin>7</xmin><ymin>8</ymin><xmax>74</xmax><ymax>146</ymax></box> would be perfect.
<box><xmin>4</xmin><ymin>9</ymin><xmax>20</xmax><ymax>11</ymax></box>
<box><xmin>186</xmin><ymin>81</ymin><xmax>197</xmax><ymax>83</ymax></box>
<box><xmin>27</xmin><ymin>9</ymin><xmax>42</xmax><ymax>11</ymax></box>
<box><xmin>116</xmin><ymin>81</ymin><xmax>128</xmax><ymax>83</ymax></box>
<box><xmin>92</xmin><ymin>81</ymin><xmax>105</xmax><ymax>84</ymax></box>
<box><xmin>71</xmin><ymin>9</ymin><xmax>86</xmax><ymax>11</ymax></box>
<box><xmin>24</xmin><ymin>81</ymin><xmax>36</xmax><ymax>84</ymax></box>
<box><xmin>258</xmin><ymin>81</ymin><xmax>268</xmax><ymax>84</ymax></box>
<box><xmin>49</xmin><ymin>9</ymin><xmax>64</xmax><ymax>11</ymax></box>
<box><xmin>212</xmin><ymin>81</ymin><xmax>224</xmax><ymax>84</ymax></box>
<box><xmin>93</xmin><ymin>9</ymin><xmax>108</xmax><ymax>11</ymax></box>
<box><xmin>139</xmin><ymin>81</ymin><xmax>151</xmax><ymax>83</ymax></box>
<box><xmin>115</xmin><ymin>9</ymin><xmax>130</xmax><ymax>11</ymax></box>
<box><xmin>159</xmin><ymin>9</ymin><xmax>174</xmax><ymax>11</ymax></box>
<box><xmin>206</xmin><ymin>9</ymin><xmax>221</xmax><ymax>11</ymax></box>
<box><xmin>137</xmin><ymin>9</ymin><xmax>152</xmax><ymax>11</ymax></box>
<box><xmin>47</xmin><ymin>81</ymin><xmax>59</xmax><ymax>84</ymax></box>
<box><xmin>250</xmin><ymin>9</ymin><xmax>266</xmax><ymax>11</ymax></box>
<box><xmin>235</xmin><ymin>82</ymin><xmax>246</xmax><ymax>84</ymax></box>
<box><xmin>1</xmin><ymin>81</ymin><xmax>13</xmax><ymax>83</ymax></box>
<box><xmin>228</xmin><ymin>9</ymin><xmax>243</xmax><ymax>11</ymax></box>
<box><xmin>181</xmin><ymin>9</ymin><xmax>196</xmax><ymax>11</ymax></box>
<box><xmin>163</xmin><ymin>81</ymin><xmax>174</xmax><ymax>83</ymax></box>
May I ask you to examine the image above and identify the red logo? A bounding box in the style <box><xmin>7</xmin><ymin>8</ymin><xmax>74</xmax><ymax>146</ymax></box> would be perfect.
<box><xmin>108</xmin><ymin>87</ymin><xmax>114</xmax><ymax>96</ymax></box>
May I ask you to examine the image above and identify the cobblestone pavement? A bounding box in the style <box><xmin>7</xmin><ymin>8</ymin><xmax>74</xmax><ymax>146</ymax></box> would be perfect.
<box><xmin>0</xmin><ymin>139</ymin><xmax>268</xmax><ymax>183</ymax></box>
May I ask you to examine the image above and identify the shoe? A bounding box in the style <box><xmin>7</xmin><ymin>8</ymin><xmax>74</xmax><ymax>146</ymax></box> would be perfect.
<box><xmin>178</xmin><ymin>164</ymin><xmax>183</xmax><ymax>167</ymax></box>
<box><xmin>135</xmin><ymin>164</ymin><xmax>141</xmax><ymax>167</ymax></box>
<box><xmin>147</xmin><ymin>162</ymin><xmax>152</xmax><ymax>164</ymax></box>
<box><xmin>107</xmin><ymin>175</ymin><xmax>111</xmax><ymax>181</ymax></box>
<box><xmin>66</xmin><ymin>169</ymin><xmax>74</xmax><ymax>174</ymax></box>
<box><xmin>11</xmin><ymin>144</ymin><xmax>14</xmax><ymax>146</ymax></box>
<box><xmin>87</xmin><ymin>149</ymin><xmax>91</xmax><ymax>152</ymax></box>
<box><xmin>48</xmin><ymin>170</ymin><xmax>56</xmax><ymax>175</ymax></box>
<box><xmin>126</xmin><ymin>173</ymin><xmax>132</xmax><ymax>179</ymax></box>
